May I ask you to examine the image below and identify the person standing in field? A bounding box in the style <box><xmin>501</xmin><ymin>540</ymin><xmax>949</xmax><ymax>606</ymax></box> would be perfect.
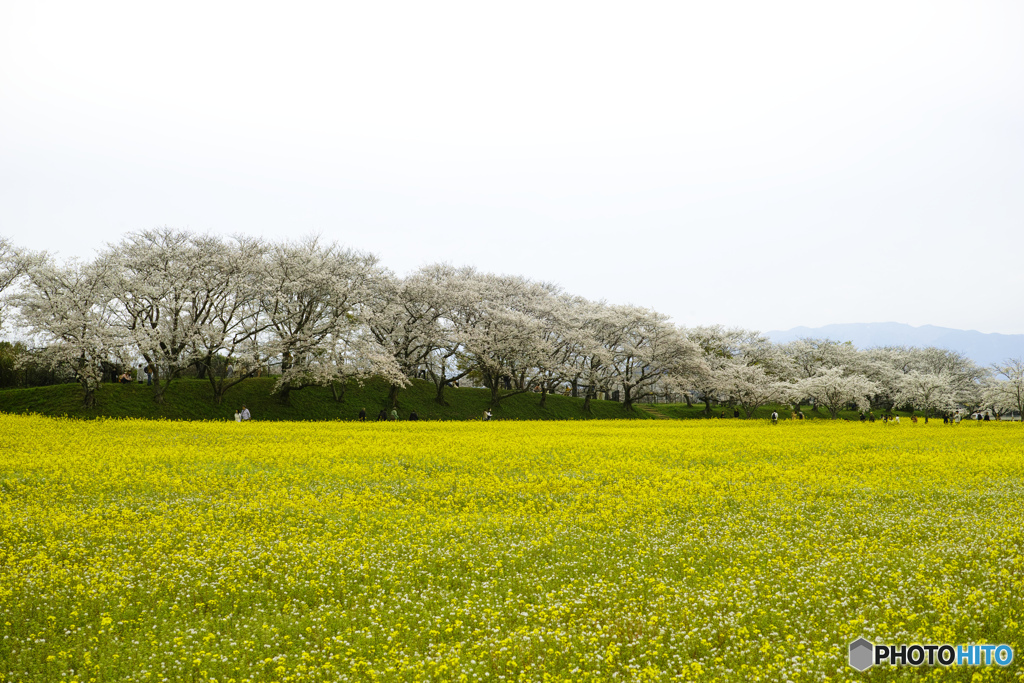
<box><xmin>409</xmin><ymin>411</ymin><xmax>419</xmax><ymax>421</ymax></box>
<box><xmin>358</xmin><ymin>407</ymin><xmax>366</xmax><ymax>421</ymax></box>
<box><xmin>137</xmin><ymin>363</ymin><xmax>145</xmax><ymax>383</ymax></box>
<box><xmin>240</xmin><ymin>405</ymin><xmax>251</xmax><ymax>421</ymax></box>
<box><xmin>390</xmin><ymin>408</ymin><xmax>399</xmax><ymax>421</ymax></box>
<box><xmin>770</xmin><ymin>410</ymin><xmax>778</xmax><ymax>425</ymax></box>
<box><xmin>376</xmin><ymin>409</ymin><xmax>387</xmax><ymax>421</ymax></box>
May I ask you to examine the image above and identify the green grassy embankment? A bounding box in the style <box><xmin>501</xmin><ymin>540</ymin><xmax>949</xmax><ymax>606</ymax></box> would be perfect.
<box><xmin>0</xmin><ymin>377</ymin><xmax>924</xmax><ymax>422</ymax></box>
<box><xmin>0</xmin><ymin>377</ymin><xmax>652</xmax><ymax>422</ymax></box>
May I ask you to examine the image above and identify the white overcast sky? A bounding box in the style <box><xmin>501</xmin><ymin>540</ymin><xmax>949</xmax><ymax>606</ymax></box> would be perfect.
<box><xmin>2</xmin><ymin>1</ymin><xmax>1023</xmax><ymax>334</ymax></box>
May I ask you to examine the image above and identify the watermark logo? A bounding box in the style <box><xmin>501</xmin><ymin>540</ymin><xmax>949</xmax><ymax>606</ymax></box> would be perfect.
<box><xmin>849</xmin><ymin>638</ymin><xmax>873</xmax><ymax>671</ymax></box>
<box><xmin>849</xmin><ymin>638</ymin><xmax>1014</xmax><ymax>670</ymax></box>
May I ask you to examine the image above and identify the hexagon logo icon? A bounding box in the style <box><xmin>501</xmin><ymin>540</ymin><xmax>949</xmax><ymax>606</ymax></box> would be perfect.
<box><xmin>849</xmin><ymin>637</ymin><xmax>874</xmax><ymax>671</ymax></box>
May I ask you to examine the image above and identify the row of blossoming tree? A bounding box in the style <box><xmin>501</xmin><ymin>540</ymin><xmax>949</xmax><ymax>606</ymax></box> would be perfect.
<box><xmin>0</xmin><ymin>230</ymin><xmax>1022</xmax><ymax>418</ymax></box>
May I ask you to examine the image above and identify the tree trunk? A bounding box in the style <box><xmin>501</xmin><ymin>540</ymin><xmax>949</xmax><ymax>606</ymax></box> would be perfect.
<box><xmin>434</xmin><ymin>382</ymin><xmax>448</xmax><ymax>406</ymax></box>
<box><xmin>583</xmin><ymin>393</ymin><xmax>592</xmax><ymax>414</ymax></box>
<box><xmin>539</xmin><ymin>387</ymin><xmax>547</xmax><ymax>408</ymax></box>
<box><xmin>207</xmin><ymin>373</ymin><xmax>225</xmax><ymax>405</ymax></box>
<box><xmin>704</xmin><ymin>395</ymin><xmax>713</xmax><ymax>415</ymax></box>
<box><xmin>387</xmin><ymin>383</ymin><xmax>400</xmax><ymax>409</ymax></box>
<box><xmin>684</xmin><ymin>393</ymin><xmax>692</xmax><ymax>408</ymax></box>
<box><xmin>151</xmin><ymin>372</ymin><xmax>168</xmax><ymax>404</ymax></box>
<box><xmin>331</xmin><ymin>380</ymin><xmax>346</xmax><ymax>403</ymax></box>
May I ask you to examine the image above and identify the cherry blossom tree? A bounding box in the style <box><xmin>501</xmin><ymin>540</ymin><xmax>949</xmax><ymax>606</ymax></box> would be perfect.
<box><xmin>454</xmin><ymin>272</ymin><xmax>552</xmax><ymax>409</ymax></box>
<box><xmin>791</xmin><ymin>366</ymin><xmax>877</xmax><ymax>419</ymax></box>
<box><xmin>777</xmin><ymin>338</ymin><xmax>865</xmax><ymax>412</ymax></box>
<box><xmin>861</xmin><ymin>346</ymin><xmax>915</xmax><ymax>411</ymax></box>
<box><xmin>530</xmin><ymin>292</ymin><xmax>592</xmax><ymax>408</ymax></box>
<box><xmin>365</xmin><ymin>270</ymin><xmax>445</xmax><ymax>408</ymax></box>
<box><xmin>15</xmin><ymin>257</ymin><xmax>122</xmax><ymax>407</ymax></box>
<box><xmin>104</xmin><ymin>229</ymin><xmax>232</xmax><ymax>404</ymax></box>
<box><xmin>187</xmin><ymin>236</ymin><xmax>271</xmax><ymax>404</ymax></box>
<box><xmin>605</xmin><ymin>305</ymin><xmax>700</xmax><ymax>411</ymax></box>
<box><xmin>986</xmin><ymin>358</ymin><xmax>1024</xmax><ymax>422</ymax></box>
<box><xmin>686</xmin><ymin>326</ymin><xmax>765</xmax><ymax>414</ymax></box>
<box><xmin>558</xmin><ymin>299</ymin><xmax>614</xmax><ymax>414</ymax></box>
<box><xmin>714</xmin><ymin>362</ymin><xmax>791</xmax><ymax>419</ymax></box>
<box><xmin>894</xmin><ymin>372</ymin><xmax>956</xmax><ymax>422</ymax></box>
<box><xmin>0</xmin><ymin>237</ymin><xmax>45</xmax><ymax>331</ymax></box>
<box><xmin>259</xmin><ymin>236</ymin><xmax>385</xmax><ymax>404</ymax></box>
<box><xmin>403</xmin><ymin>264</ymin><xmax>480</xmax><ymax>406</ymax></box>
<box><xmin>287</xmin><ymin>328</ymin><xmax>407</xmax><ymax>402</ymax></box>
<box><xmin>0</xmin><ymin>237</ymin><xmax>21</xmax><ymax>326</ymax></box>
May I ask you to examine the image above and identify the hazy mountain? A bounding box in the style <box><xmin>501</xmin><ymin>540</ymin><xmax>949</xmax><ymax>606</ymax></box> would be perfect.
<box><xmin>765</xmin><ymin>323</ymin><xmax>1024</xmax><ymax>368</ymax></box>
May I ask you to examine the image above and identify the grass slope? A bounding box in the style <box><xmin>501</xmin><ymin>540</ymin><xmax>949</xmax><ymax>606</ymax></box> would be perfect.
<box><xmin>0</xmin><ymin>377</ymin><xmax>653</xmax><ymax>422</ymax></box>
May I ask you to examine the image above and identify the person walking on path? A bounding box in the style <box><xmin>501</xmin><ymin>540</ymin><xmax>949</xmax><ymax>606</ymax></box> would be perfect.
<box><xmin>240</xmin><ymin>405</ymin><xmax>251</xmax><ymax>421</ymax></box>
<box><xmin>409</xmin><ymin>411</ymin><xmax>419</xmax><ymax>421</ymax></box>
<box><xmin>376</xmin><ymin>409</ymin><xmax>387</xmax><ymax>421</ymax></box>
<box><xmin>484</xmin><ymin>409</ymin><xmax>492</xmax><ymax>421</ymax></box>
<box><xmin>390</xmin><ymin>408</ymin><xmax>399</xmax><ymax>422</ymax></box>
<box><xmin>358</xmin><ymin>408</ymin><xmax>366</xmax><ymax>422</ymax></box>
<box><xmin>770</xmin><ymin>410</ymin><xmax>779</xmax><ymax>425</ymax></box>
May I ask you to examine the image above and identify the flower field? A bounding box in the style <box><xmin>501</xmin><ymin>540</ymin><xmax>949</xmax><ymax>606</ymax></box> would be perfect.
<box><xmin>1</xmin><ymin>415</ymin><xmax>1023</xmax><ymax>682</ymax></box>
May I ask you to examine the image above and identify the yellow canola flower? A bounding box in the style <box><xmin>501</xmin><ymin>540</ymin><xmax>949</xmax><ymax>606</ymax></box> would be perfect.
<box><xmin>0</xmin><ymin>414</ymin><xmax>1022</xmax><ymax>681</ymax></box>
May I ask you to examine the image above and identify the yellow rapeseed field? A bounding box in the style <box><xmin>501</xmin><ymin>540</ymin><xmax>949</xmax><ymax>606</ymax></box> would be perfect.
<box><xmin>1</xmin><ymin>414</ymin><xmax>1023</xmax><ymax>682</ymax></box>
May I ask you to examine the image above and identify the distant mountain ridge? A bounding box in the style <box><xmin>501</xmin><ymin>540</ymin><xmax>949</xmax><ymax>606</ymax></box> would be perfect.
<box><xmin>765</xmin><ymin>323</ymin><xmax>1024</xmax><ymax>368</ymax></box>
